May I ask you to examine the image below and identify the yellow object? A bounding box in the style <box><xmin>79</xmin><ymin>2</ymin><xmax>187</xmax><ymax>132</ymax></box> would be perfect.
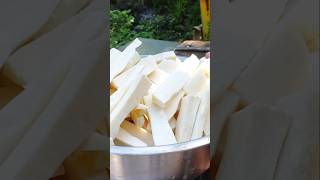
<box><xmin>200</xmin><ymin>0</ymin><xmax>211</xmax><ymax>40</ymax></box>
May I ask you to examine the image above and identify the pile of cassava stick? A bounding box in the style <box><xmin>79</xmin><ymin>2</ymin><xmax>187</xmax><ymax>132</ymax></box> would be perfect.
<box><xmin>110</xmin><ymin>39</ymin><xmax>210</xmax><ymax>146</ymax></box>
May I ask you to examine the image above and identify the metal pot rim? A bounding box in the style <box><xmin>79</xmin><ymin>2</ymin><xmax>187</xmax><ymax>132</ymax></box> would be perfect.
<box><xmin>111</xmin><ymin>136</ymin><xmax>210</xmax><ymax>155</ymax></box>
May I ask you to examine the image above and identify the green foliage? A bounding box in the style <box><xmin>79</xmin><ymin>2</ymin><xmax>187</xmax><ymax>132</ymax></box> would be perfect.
<box><xmin>110</xmin><ymin>0</ymin><xmax>201</xmax><ymax>48</ymax></box>
<box><xmin>136</xmin><ymin>14</ymin><xmax>193</xmax><ymax>41</ymax></box>
<box><xmin>110</xmin><ymin>10</ymin><xmax>135</xmax><ymax>48</ymax></box>
<box><xmin>142</xmin><ymin>0</ymin><xmax>201</xmax><ymax>41</ymax></box>
<box><xmin>168</xmin><ymin>0</ymin><xmax>188</xmax><ymax>20</ymax></box>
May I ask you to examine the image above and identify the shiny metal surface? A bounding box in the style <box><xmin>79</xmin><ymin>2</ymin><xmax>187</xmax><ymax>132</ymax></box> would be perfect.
<box><xmin>110</xmin><ymin>136</ymin><xmax>210</xmax><ymax>180</ymax></box>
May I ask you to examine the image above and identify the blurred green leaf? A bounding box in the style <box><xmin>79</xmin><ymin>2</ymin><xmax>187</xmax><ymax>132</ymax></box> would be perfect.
<box><xmin>110</xmin><ymin>0</ymin><xmax>202</xmax><ymax>48</ymax></box>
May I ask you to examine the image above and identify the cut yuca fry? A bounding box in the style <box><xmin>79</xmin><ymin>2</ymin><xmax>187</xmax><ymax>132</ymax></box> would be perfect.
<box><xmin>152</xmin><ymin>71</ymin><xmax>189</xmax><ymax>108</ymax></box>
<box><xmin>112</xmin><ymin>59</ymin><xmax>157</xmax><ymax>89</ymax></box>
<box><xmin>131</xmin><ymin>104</ymin><xmax>147</xmax><ymax>127</ymax></box>
<box><xmin>164</xmin><ymin>90</ymin><xmax>185</xmax><ymax>120</ymax></box>
<box><xmin>110</xmin><ymin>86</ymin><xmax>128</xmax><ymax>112</ymax></box>
<box><xmin>110</xmin><ymin>48</ymin><xmax>122</xmax><ymax>66</ymax></box>
<box><xmin>191</xmin><ymin>86</ymin><xmax>210</xmax><ymax>140</ymax></box>
<box><xmin>111</xmin><ymin>63</ymin><xmax>143</xmax><ymax>89</ymax></box>
<box><xmin>139</xmin><ymin>51</ymin><xmax>175</xmax><ymax>64</ymax></box>
<box><xmin>178</xmin><ymin>54</ymin><xmax>200</xmax><ymax>73</ymax></box>
<box><xmin>121</xmin><ymin>121</ymin><xmax>153</xmax><ymax>146</ymax></box>
<box><xmin>148</xmin><ymin>82</ymin><xmax>158</xmax><ymax>94</ymax></box>
<box><xmin>152</xmin><ymin>55</ymin><xmax>199</xmax><ymax>108</ymax></box>
<box><xmin>131</xmin><ymin>114</ymin><xmax>146</xmax><ymax>127</ymax></box>
<box><xmin>143</xmin><ymin>115</ymin><xmax>149</xmax><ymax>129</ymax></box>
<box><xmin>184</xmin><ymin>65</ymin><xmax>208</xmax><ymax>95</ymax></box>
<box><xmin>146</xmin><ymin>123</ymin><xmax>151</xmax><ymax>132</ymax></box>
<box><xmin>148</xmin><ymin>68</ymin><xmax>168</xmax><ymax>85</ymax></box>
<box><xmin>158</xmin><ymin>59</ymin><xmax>180</xmax><ymax>73</ymax></box>
<box><xmin>124</xmin><ymin>51</ymin><xmax>140</xmax><ymax>71</ymax></box>
<box><xmin>169</xmin><ymin>117</ymin><xmax>177</xmax><ymax>130</ymax></box>
<box><xmin>200</xmin><ymin>57</ymin><xmax>210</xmax><ymax>64</ymax></box>
<box><xmin>110</xmin><ymin>75</ymin><xmax>151</xmax><ymax>137</ymax></box>
<box><xmin>152</xmin><ymin>51</ymin><xmax>176</xmax><ymax>63</ymax></box>
<box><xmin>115</xmin><ymin>128</ymin><xmax>148</xmax><ymax>147</ymax></box>
<box><xmin>148</xmin><ymin>103</ymin><xmax>177</xmax><ymax>146</ymax></box>
<box><xmin>175</xmin><ymin>95</ymin><xmax>201</xmax><ymax>143</ymax></box>
<box><xmin>110</xmin><ymin>39</ymin><xmax>142</xmax><ymax>82</ymax></box>
<box><xmin>143</xmin><ymin>94</ymin><xmax>153</xmax><ymax>106</ymax></box>
<box><xmin>199</xmin><ymin>56</ymin><xmax>207</xmax><ymax>62</ymax></box>
<box><xmin>135</xmin><ymin>103</ymin><xmax>148</xmax><ymax>111</ymax></box>
<box><xmin>200</xmin><ymin>59</ymin><xmax>210</xmax><ymax>77</ymax></box>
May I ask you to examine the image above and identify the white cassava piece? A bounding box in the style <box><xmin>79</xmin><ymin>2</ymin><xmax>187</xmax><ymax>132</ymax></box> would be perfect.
<box><xmin>152</xmin><ymin>55</ymin><xmax>199</xmax><ymax>108</ymax></box>
<box><xmin>110</xmin><ymin>75</ymin><xmax>152</xmax><ymax>137</ymax></box>
<box><xmin>147</xmin><ymin>103</ymin><xmax>177</xmax><ymax>146</ymax></box>
<box><xmin>158</xmin><ymin>59</ymin><xmax>180</xmax><ymax>73</ymax></box>
<box><xmin>175</xmin><ymin>95</ymin><xmax>201</xmax><ymax>143</ymax></box>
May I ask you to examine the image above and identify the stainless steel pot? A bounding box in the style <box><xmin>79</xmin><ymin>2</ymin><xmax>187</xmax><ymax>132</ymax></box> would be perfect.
<box><xmin>110</xmin><ymin>136</ymin><xmax>210</xmax><ymax>180</ymax></box>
